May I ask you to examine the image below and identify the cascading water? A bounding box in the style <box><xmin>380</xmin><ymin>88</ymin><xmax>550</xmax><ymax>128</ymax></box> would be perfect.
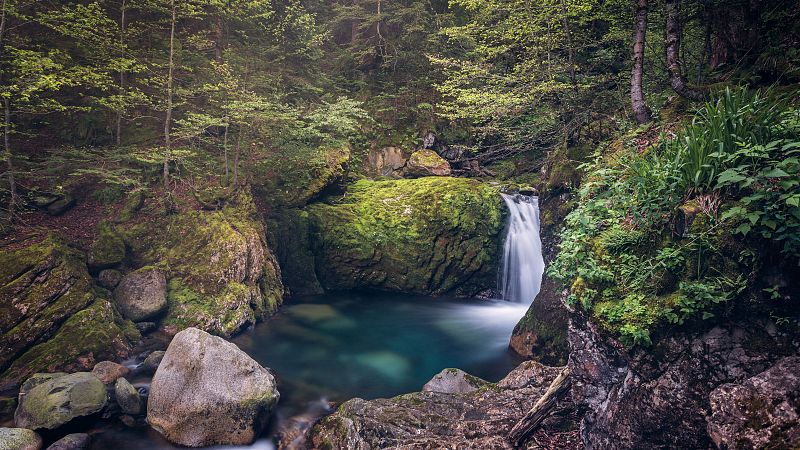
<box><xmin>498</xmin><ymin>194</ymin><xmax>545</xmax><ymax>304</ymax></box>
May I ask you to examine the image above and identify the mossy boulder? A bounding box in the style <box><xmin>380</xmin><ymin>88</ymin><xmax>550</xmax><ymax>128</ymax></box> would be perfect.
<box><xmin>122</xmin><ymin>189</ymin><xmax>283</xmax><ymax>337</ymax></box>
<box><xmin>87</xmin><ymin>222</ymin><xmax>125</xmax><ymax>270</ymax></box>
<box><xmin>0</xmin><ymin>238</ymin><xmax>138</xmax><ymax>385</ymax></box>
<box><xmin>14</xmin><ymin>372</ymin><xmax>107</xmax><ymax>430</ymax></box>
<box><xmin>256</xmin><ymin>145</ymin><xmax>350</xmax><ymax>208</ymax></box>
<box><xmin>307</xmin><ymin>177</ymin><xmax>505</xmax><ymax>296</ymax></box>
<box><xmin>403</xmin><ymin>149</ymin><xmax>452</xmax><ymax>178</ymax></box>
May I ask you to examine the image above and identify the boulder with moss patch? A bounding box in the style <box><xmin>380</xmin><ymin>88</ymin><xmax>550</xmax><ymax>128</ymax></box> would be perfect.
<box><xmin>403</xmin><ymin>149</ymin><xmax>451</xmax><ymax>178</ymax></box>
<box><xmin>113</xmin><ymin>268</ymin><xmax>167</xmax><ymax>322</ymax></box>
<box><xmin>307</xmin><ymin>177</ymin><xmax>505</xmax><ymax>296</ymax></box>
<box><xmin>14</xmin><ymin>372</ymin><xmax>107</xmax><ymax>430</ymax></box>
<box><xmin>0</xmin><ymin>428</ymin><xmax>42</xmax><ymax>450</ymax></box>
<box><xmin>0</xmin><ymin>238</ymin><xmax>138</xmax><ymax>386</ymax></box>
<box><xmin>87</xmin><ymin>222</ymin><xmax>125</xmax><ymax>271</ymax></box>
<box><xmin>122</xmin><ymin>189</ymin><xmax>283</xmax><ymax>337</ymax></box>
<box><xmin>147</xmin><ymin>327</ymin><xmax>279</xmax><ymax>447</ymax></box>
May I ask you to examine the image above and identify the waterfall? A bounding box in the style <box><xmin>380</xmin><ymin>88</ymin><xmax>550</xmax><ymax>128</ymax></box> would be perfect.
<box><xmin>499</xmin><ymin>194</ymin><xmax>545</xmax><ymax>304</ymax></box>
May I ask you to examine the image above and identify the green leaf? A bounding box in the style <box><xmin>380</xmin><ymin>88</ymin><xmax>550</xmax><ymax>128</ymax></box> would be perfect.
<box><xmin>762</xmin><ymin>167</ymin><xmax>790</xmax><ymax>178</ymax></box>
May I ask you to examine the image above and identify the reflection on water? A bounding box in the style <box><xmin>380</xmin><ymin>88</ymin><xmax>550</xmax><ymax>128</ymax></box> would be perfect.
<box><xmin>90</xmin><ymin>291</ymin><xmax>525</xmax><ymax>449</ymax></box>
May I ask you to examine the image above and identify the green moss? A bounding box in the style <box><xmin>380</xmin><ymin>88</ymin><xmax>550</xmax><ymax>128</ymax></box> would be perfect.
<box><xmin>121</xmin><ymin>188</ymin><xmax>283</xmax><ymax>337</ymax></box>
<box><xmin>88</xmin><ymin>221</ymin><xmax>126</xmax><ymax>268</ymax></box>
<box><xmin>1</xmin><ymin>299</ymin><xmax>138</xmax><ymax>383</ymax></box>
<box><xmin>307</xmin><ymin>177</ymin><xmax>505</xmax><ymax>295</ymax></box>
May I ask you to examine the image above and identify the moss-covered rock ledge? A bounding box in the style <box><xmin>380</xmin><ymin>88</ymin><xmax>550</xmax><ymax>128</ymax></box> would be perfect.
<box><xmin>307</xmin><ymin>177</ymin><xmax>505</xmax><ymax>296</ymax></box>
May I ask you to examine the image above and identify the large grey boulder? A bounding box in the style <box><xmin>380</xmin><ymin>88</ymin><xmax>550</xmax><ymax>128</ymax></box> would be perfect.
<box><xmin>113</xmin><ymin>268</ymin><xmax>167</xmax><ymax>321</ymax></box>
<box><xmin>147</xmin><ymin>327</ymin><xmax>279</xmax><ymax>447</ymax></box>
<box><xmin>14</xmin><ymin>372</ymin><xmax>107</xmax><ymax>430</ymax></box>
<box><xmin>0</xmin><ymin>428</ymin><xmax>42</xmax><ymax>450</ymax></box>
<box><xmin>114</xmin><ymin>378</ymin><xmax>141</xmax><ymax>415</ymax></box>
<box><xmin>91</xmin><ymin>361</ymin><xmax>129</xmax><ymax>385</ymax></box>
<box><xmin>708</xmin><ymin>356</ymin><xmax>800</xmax><ymax>448</ymax></box>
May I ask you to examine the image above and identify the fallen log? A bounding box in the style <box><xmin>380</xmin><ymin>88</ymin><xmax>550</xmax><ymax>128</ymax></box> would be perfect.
<box><xmin>508</xmin><ymin>366</ymin><xmax>572</xmax><ymax>448</ymax></box>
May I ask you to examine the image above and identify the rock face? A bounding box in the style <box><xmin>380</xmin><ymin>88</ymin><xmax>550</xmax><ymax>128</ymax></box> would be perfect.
<box><xmin>707</xmin><ymin>356</ymin><xmax>800</xmax><ymax>448</ymax></box>
<box><xmin>308</xmin><ymin>178</ymin><xmax>505</xmax><ymax>296</ymax></box>
<box><xmin>402</xmin><ymin>150</ymin><xmax>452</xmax><ymax>178</ymax></box>
<box><xmin>422</xmin><ymin>368</ymin><xmax>491</xmax><ymax>394</ymax></box>
<box><xmin>266</xmin><ymin>209</ymin><xmax>324</xmax><ymax>296</ymax></box>
<box><xmin>310</xmin><ymin>361</ymin><xmax>579</xmax><ymax>449</ymax></box>
<box><xmin>364</xmin><ymin>146</ymin><xmax>410</xmax><ymax>178</ymax></box>
<box><xmin>14</xmin><ymin>372</ymin><xmax>107</xmax><ymax>430</ymax></box>
<box><xmin>568</xmin><ymin>317</ymin><xmax>797</xmax><ymax>449</ymax></box>
<box><xmin>147</xmin><ymin>328</ymin><xmax>280</xmax><ymax>447</ymax></box>
<box><xmin>113</xmin><ymin>268</ymin><xmax>167</xmax><ymax>322</ymax></box>
<box><xmin>0</xmin><ymin>238</ymin><xmax>138</xmax><ymax>385</ymax></box>
<box><xmin>122</xmin><ymin>189</ymin><xmax>283</xmax><ymax>337</ymax></box>
<box><xmin>97</xmin><ymin>269</ymin><xmax>122</xmax><ymax>290</ymax></box>
<box><xmin>509</xmin><ymin>191</ymin><xmax>572</xmax><ymax>365</ymax></box>
<box><xmin>0</xmin><ymin>428</ymin><xmax>42</xmax><ymax>450</ymax></box>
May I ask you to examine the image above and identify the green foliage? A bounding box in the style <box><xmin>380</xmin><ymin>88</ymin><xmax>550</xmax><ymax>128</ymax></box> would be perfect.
<box><xmin>550</xmin><ymin>86</ymin><xmax>799</xmax><ymax>347</ymax></box>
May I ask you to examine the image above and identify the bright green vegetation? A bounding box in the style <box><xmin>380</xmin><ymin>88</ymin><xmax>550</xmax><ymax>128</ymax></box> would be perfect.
<box><xmin>550</xmin><ymin>88</ymin><xmax>800</xmax><ymax>346</ymax></box>
<box><xmin>308</xmin><ymin>177</ymin><xmax>505</xmax><ymax>295</ymax></box>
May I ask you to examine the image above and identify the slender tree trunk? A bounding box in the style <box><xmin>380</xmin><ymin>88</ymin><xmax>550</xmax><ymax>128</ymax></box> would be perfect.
<box><xmin>214</xmin><ymin>14</ymin><xmax>224</xmax><ymax>63</ymax></box>
<box><xmin>233</xmin><ymin>130</ymin><xmax>241</xmax><ymax>185</ymax></box>
<box><xmin>223</xmin><ymin>124</ymin><xmax>229</xmax><ymax>181</ymax></box>
<box><xmin>3</xmin><ymin>98</ymin><xmax>15</xmax><ymax>215</ymax></box>
<box><xmin>631</xmin><ymin>0</ymin><xmax>651</xmax><ymax>124</ymax></box>
<box><xmin>665</xmin><ymin>0</ymin><xmax>705</xmax><ymax>100</ymax></box>
<box><xmin>0</xmin><ymin>0</ymin><xmax>16</xmax><ymax>215</ymax></box>
<box><xmin>351</xmin><ymin>0</ymin><xmax>359</xmax><ymax>45</ymax></box>
<box><xmin>696</xmin><ymin>17</ymin><xmax>711</xmax><ymax>86</ymax></box>
<box><xmin>116</xmin><ymin>0</ymin><xmax>127</xmax><ymax>146</ymax></box>
<box><xmin>163</xmin><ymin>0</ymin><xmax>176</xmax><ymax>189</ymax></box>
<box><xmin>559</xmin><ymin>0</ymin><xmax>578</xmax><ymax>96</ymax></box>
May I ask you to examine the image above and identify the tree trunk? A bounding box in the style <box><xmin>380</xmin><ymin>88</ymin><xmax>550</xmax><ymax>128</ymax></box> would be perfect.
<box><xmin>3</xmin><ymin>98</ymin><xmax>16</xmax><ymax>215</ymax></box>
<box><xmin>559</xmin><ymin>0</ymin><xmax>578</xmax><ymax>96</ymax></box>
<box><xmin>665</xmin><ymin>0</ymin><xmax>705</xmax><ymax>100</ymax></box>
<box><xmin>116</xmin><ymin>0</ymin><xmax>127</xmax><ymax>146</ymax></box>
<box><xmin>233</xmin><ymin>130</ymin><xmax>242</xmax><ymax>185</ymax></box>
<box><xmin>163</xmin><ymin>0</ymin><xmax>176</xmax><ymax>189</ymax></box>
<box><xmin>223</xmin><ymin>124</ymin><xmax>229</xmax><ymax>181</ymax></box>
<box><xmin>214</xmin><ymin>14</ymin><xmax>224</xmax><ymax>63</ymax></box>
<box><xmin>631</xmin><ymin>0</ymin><xmax>651</xmax><ymax>124</ymax></box>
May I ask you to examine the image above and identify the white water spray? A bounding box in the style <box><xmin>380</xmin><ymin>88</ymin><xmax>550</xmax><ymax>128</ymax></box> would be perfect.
<box><xmin>499</xmin><ymin>194</ymin><xmax>545</xmax><ymax>304</ymax></box>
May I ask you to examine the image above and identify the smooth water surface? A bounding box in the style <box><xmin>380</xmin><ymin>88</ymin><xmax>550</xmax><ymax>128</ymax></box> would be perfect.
<box><xmin>89</xmin><ymin>291</ymin><xmax>524</xmax><ymax>449</ymax></box>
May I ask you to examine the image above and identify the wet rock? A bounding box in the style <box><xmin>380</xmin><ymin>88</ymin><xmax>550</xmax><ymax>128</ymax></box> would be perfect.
<box><xmin>45</xmin><ymin>433</ymin><xmax>90</xmax><ymax>450</ymax></box>
<box><xmin>46</xmin><ymin>197</ymin><xmax>75</xmax><ymax>216</ymax></box>
<box><xmin>0</xmin><ymin>427</ymin><xmax>42</xmax><ymax>450</ymax></box>
<box><xmin>707</xmin><ymin>356</ymin><xmax>800</xmax><ymax>448</ymax></box>
<box><xmin>310</xmin><ymin>361</ymin><xmax>578</xmax><ymax>449</ymax></box>
<box><xmin>14</xmin><ymin>372</ymin><xmax>107</xmax><ymax>430</ymax></box>
<box><xmin>91</xmin><ymin>361</ymin><xmax>129</xmax><ymax>384</ymax></box>
<box><xmin>114</xmin><ymin>378</ymin><xmax>141</xmax><ymax>415</ymax></box>
<box><xmin>141</xmin><ymin>351</ymin><xmax>164</xmax><ymax>374</ymax></box>
<box><xmin>402</xmin><ymin>149</ymin><xmax>452</xmax><ymax>178</ymax></box>
<box><xmin>97</xmin><ymin>269</ymin><xmax>122</xmax><ymax>290</ymax></box>
<box><xmin>568</xmin><ymin>317</ymin><xmax>795</xmax><ymax>449</ymax></box>
<box><xmin>113</xmin><ymin>268</ymin><xmax>167</xmax><ymax>322</ymax></box>
<box><xmin>422</xmin><ymin>368</ymin><xmax>491</xmax><ymax>394</ymax></box>
<box><xmin>147</xmin><ymin>328</ymin><xmax>279</xmax><ymax>447</ymax></box>
<box><xmin>133</xmin><ymin>322</ymin><xmax>156</xmax><ymax>335</ymax></box>
<box><xmin>87</xmin><ymin>223</ymin><xmax>125</xmax><ymax>270</ymax></box>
